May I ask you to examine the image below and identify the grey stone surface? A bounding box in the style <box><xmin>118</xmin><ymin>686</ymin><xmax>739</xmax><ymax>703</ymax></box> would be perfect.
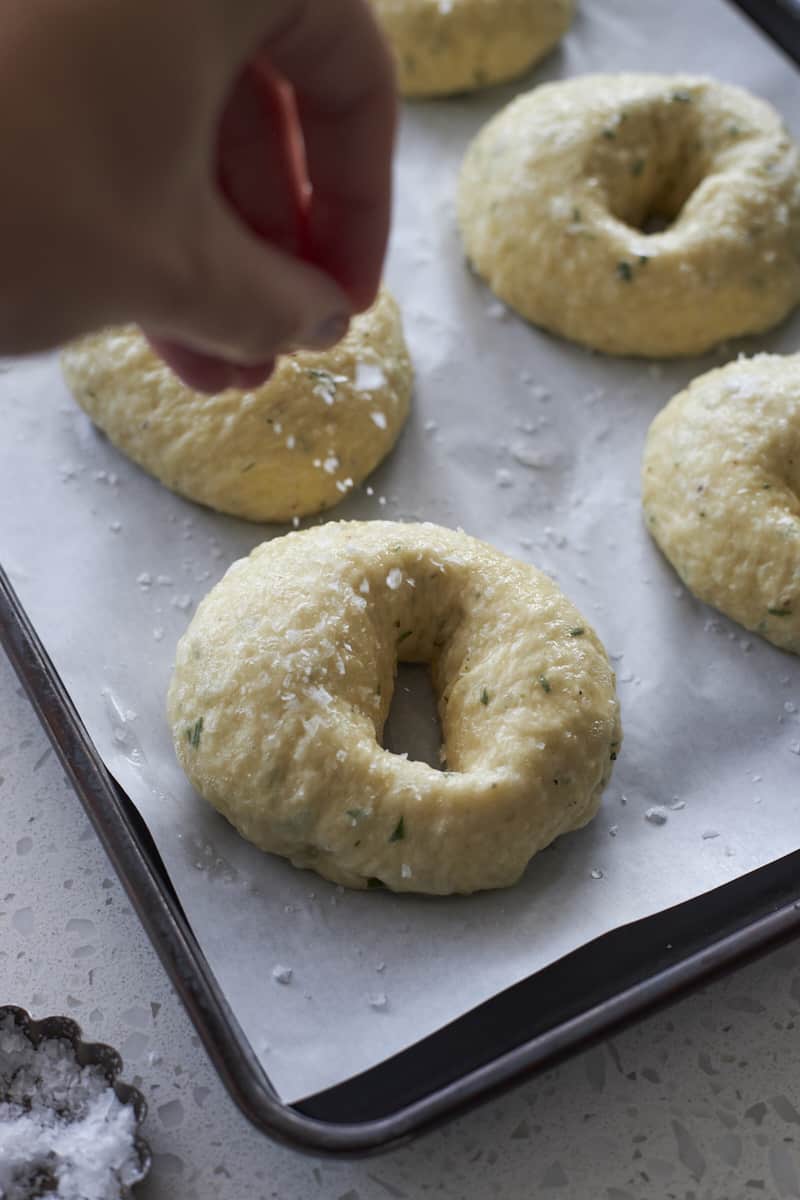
<box><xmin>3</xmin><ymin>645</ymin><xmax>800</xmax><ymax>1199</ymax></box>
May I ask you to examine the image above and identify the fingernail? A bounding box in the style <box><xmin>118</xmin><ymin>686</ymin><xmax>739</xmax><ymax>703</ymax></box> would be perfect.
<box><xmin>304</xmin><ymin>313</ymin><xmax>350</xmax><ymax>350</ymax></box>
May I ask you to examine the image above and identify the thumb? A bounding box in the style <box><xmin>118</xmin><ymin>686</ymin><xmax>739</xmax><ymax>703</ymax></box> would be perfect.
<box><xmin>144</xmin><ymin>339</ymin><xmax>276</xmax><ymax>395</ymax></box>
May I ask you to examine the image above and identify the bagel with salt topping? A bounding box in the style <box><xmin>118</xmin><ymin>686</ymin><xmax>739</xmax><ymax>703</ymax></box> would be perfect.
<box><xmin>458</xmin><ymin>74</ymin><xmax>800</xmax><ymax>357</ymax></box>
<box><xmin>61</xmin><ymin>289</ymin><xmax>411</xmax><ymax>523</ymax></box>
<box><xmin>642</xmin><ymin>354</ymin><xmax>800</xmax><ymax>653</ymax></box>
<box><xmin>371</xmin><ymin>0</ymin><xmax>573</xmax><ymax>97</ymax></box>
<box><xmin>167</xmin><ymin>520</ymin><xmax>621</xmax><ymax>895</ymax></box>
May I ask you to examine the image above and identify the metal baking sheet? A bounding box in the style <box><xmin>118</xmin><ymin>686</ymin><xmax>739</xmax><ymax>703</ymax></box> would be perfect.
<box><xmin>2</xmin><ymin>0</ymin><xmax>799</xmax><ymax>1105</ymax></box>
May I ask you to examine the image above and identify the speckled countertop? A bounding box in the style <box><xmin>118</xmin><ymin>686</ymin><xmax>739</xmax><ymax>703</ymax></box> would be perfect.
<box><xmin>3</xmin><ymin>645</ymin><xmax>800</xmax><ymax>1200</ymax></box>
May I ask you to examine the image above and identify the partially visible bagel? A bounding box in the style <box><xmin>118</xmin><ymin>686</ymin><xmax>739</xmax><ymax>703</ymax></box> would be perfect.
<box><xmin>372</xmin><ymin>0</ymin><xmax>573</xmax><ymax>97</ymax></box>
<box><xmin>642</xmin><ymin>354</ymin><xmax>800</xmax><ymax>653</ymax></box>
<box><xmin>61</xmin><ymin>290</ymin><xmax>411</xmax><ymax>522</ymax></box>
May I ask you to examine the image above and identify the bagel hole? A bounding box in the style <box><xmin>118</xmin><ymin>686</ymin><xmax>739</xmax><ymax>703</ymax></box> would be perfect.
<box><xmin>640</xmin><ymin>212</ymin><xmax>671</xmax><ymax>234</ymax></box>
<box><xmin>597</xmin><ymin>107</ymin><xmax>709</xmax><ymax>235</ymax></box>
<box><xmin>606</xmin><ymin>145</ymin><xmax>705</xmax><ymax>234</ymax></box>
<box><xmin>612</xmin><ymin>166</ymin><xmax>705</xmax><ymax>234</ymax></box>
<box><xmin>383</xmin><ymin>664</ymin><xmax>444</xmax><ymax>771</ymax></box>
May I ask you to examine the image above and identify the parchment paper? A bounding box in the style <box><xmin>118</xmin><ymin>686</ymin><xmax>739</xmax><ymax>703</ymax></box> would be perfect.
<box><xmin>2</xmin><ymin>0</ymin><xmax>800</xmax><ymax>1104</ymax></box>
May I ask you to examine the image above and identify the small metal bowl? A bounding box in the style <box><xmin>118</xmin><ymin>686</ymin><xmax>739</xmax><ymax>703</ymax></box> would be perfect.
<box><xmin>0</xmin><ymin>1005</ymin><xmax>151</xmax><ymax>1195</ymax></box>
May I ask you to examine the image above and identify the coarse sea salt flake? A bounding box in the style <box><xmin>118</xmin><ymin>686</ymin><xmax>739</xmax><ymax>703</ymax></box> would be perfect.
<box><xmin>355</xmin><ymin>362</ymin><xmax>386</xmax><ymax>392</ymax></box>
<box><xmin>486</xmin><ymin>300</ymin><xmax>508</xmax><ymax>319</ymax></box>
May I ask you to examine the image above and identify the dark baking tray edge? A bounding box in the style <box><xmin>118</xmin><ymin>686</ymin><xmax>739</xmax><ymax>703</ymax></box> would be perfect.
<box><xmin>4</xmin><ymin>0</ymin><xmax>800</xmax><ymax>1155</ymax></box>
<box><xmin>728</xmin><ymin>0</ymin><xmax>800</xmax><ymax>60</ymax></box>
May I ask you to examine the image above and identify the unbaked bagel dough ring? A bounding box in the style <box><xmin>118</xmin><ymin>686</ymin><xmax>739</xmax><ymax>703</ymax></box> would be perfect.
<box><xmin>61</xmin><ymin>290</ymin><xmax>412</xmax><ymax>523</ymax></box>
<box><xmin>458</xmin><ymin>74</ymin><xmax>800</xmax><ymax>357</ymax></box>
<box><xmin>371</xmin><ymin>0</ymin><xmax>574</xmax><ymax>97</ymax></box>
<box><xmin>167</xmin><ymin>520</ymin><xmax>621</xmax><ymax>895</ymax></box>
<box><xmin>642</xmin><ymin>354</ymin><xmax>800</xmax><ymax>653</ymax></box>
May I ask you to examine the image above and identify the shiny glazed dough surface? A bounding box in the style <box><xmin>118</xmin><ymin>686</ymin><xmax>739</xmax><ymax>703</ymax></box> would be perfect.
<box><xmin>167</xmin><ymin>520</ymin><xmax>621</xmax><ymax>895</ymax></box>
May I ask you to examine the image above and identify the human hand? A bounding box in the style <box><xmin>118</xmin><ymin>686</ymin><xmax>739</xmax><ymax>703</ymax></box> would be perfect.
<box><xmin>0</xmin><ymin>0</ymin><xmax>395</xmax><ymax>391</ymax></box>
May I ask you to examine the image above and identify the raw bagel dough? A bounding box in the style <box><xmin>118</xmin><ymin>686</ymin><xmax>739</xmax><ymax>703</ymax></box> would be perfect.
<box><xmin>642</xmin><ymin>354</ymin><xmax>800</xmax><ymax>653</ymax></box>
<box><xmin>168</xmin><ymin>520</ymin><xmax>621</xmax><ymax>895</ymax></box>
<box><xmin>61</xmin><ymin>290</ymin><xmax>412</xmax><ymax>523</ymax></box>
<box><xmin>458</xmin><ymin>74</ymin><xmax>800</xmax><ymax>356</ymax></box>
<box><xmin>372</xmin><ymin>0</ymin><xmax>573</xmax><ymax>97</ymax></box>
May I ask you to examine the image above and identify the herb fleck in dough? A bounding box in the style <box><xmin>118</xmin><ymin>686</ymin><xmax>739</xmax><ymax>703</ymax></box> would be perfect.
<box><xmin>458</xmin><ymin>74</ymin><xmax>800</xmax><ymax>356</ymax></box>
<box><xmin>642</xmin><ymin>353</ymin><xmax>800</xmax><ymax>654</ymax></box>
<box><xmin>371</xmin><ymin>0</ymin><xmax>573</xmax><ymax>97</ymax></box>
<box><xmin>168</xmin><ymin>520</ymin><xmax>621</xmax><ymax>895</ymax></box>
<box><xmin>61</xmin><ymin>289</ymin><xmax>411</xmax><ymax>523</ymax></box>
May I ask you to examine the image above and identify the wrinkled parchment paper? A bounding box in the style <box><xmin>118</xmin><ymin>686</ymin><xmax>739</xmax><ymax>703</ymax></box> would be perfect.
<box><xmin>2</xmin><ymin>0</ymin><xmax>800</xmax><ymax>1103</ymax></box>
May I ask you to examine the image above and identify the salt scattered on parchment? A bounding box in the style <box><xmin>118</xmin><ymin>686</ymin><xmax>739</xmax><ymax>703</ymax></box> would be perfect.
<box><xmin>645</xmin><ymin>806</ymin><xmax>668</xmax><ymax>826</ymax></box>
<box><xmin>0</xmin><ymin>1015</ymin><xmax>144</xmax><ymax>1199</ymax></box>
